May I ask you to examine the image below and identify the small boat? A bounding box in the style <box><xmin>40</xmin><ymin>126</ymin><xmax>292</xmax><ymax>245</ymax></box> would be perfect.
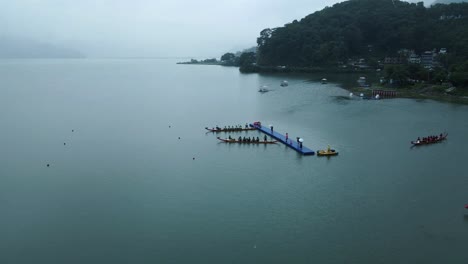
<box><xmin>280</xmin><ymin>80</ymin><xmax>288</xmax><ymax>87</ymax></box>
<box><xmin>411</xmin><ymin>133</ymin><xmax>448</xmax><ymax>146</ymax></box>
<box><xmin>217</xmin><ymin>137</ymin><xmax>277</xmax><ymax>144</ymax></box>
<box><xmin>206</xmin><ymin>127</ymin><xmax>256</xmax><ymax>133</ymax></box>
<box><xmin>316</xmin><ymin>147</ymin><xmax>338</xmax><ymax>156</ymax></box>
<box><xmin>465</xmin><ymin>204</ymin><xmax>468</xmax><ymax>209</ymax></box>
<box><xmin>321</xmin><ymin>78</ymin><xmax>327</xmax><ymax>84</ymax></box>
<box><xmin>258</xmin><ymin>86</ymin><xmax>269</xmax><ymax>93</ymax></box>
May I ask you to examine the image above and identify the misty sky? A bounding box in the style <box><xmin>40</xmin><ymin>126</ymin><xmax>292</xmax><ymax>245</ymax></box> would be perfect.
<box><xmin>1</xmin><ymin>0</ymin><xmax>434</xmax><ymax>57</ymax></box>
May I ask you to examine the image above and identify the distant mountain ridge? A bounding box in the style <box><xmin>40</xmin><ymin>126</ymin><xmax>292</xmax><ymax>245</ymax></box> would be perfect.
<box><xmin>0</xmin><ymin>37</ymin><xmax>84</xmax><ymax>58</ymax></box>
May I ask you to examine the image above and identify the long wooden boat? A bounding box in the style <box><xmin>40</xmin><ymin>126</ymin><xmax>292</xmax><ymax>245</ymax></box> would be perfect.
<box><xmin>411</xmin><ymin>133</ymin><xmax>448</xmax><ymax>146</ymax></box>
<box><xmin>217</xmin><ymin>137</ymin><xmax>277</xmax><ymax>144</ymax></box>
<box><xmin>317</xmin><ymin>149</ymin><xmax>338</xmax><ymax>156</ymax></box>
<box><xmin>206</xmin><ymin>127</ymin><xmax>256</xmax><ymax>132</ymax></box>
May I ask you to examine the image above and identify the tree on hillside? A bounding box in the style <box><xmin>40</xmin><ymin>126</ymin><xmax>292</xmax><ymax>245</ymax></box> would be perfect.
<box><xmin>221</xmin><ymin>53</ymin><xmax>235</xmax><ymax>61</ymax></box>
<box><xmin>385</xmin><ymin>65</ymin><xmax>409</xmax><ymax>85</ymax></box>
<box><xmin>450</xmin><ymin>61</ymin><xmax>468</xmax><ymax>87</ymax></box>
<box><xmin>239</xmin><ymin>52</ymin><xmax>256</xmax><ymax>67</ymax></box>
<box><xmin>238</xmin><ymin>52</ymin><xmax>257</xmax><ymax>73</ymax></box>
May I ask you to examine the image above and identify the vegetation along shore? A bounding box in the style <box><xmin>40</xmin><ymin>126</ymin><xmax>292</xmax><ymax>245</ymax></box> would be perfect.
<box><xmin>179</xmin><ymin>0</ymin><xmax>468</xmax><ymax>103</ymax></box>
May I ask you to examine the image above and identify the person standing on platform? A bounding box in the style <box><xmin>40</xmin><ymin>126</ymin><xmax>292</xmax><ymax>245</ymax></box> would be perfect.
<box><xmin>285</xmin><ymin>133</ymin><xmax>288</xmax><ymax>141</ymax></box>
<box><xmin>270</xmin><ymin>125</ymin><xmax>273</xmax><ymax>133</ymax></box>
<box><xmin>264</xmin><ymin>135</ymin><xmax>267</xmax><ymax>142</ymax></box>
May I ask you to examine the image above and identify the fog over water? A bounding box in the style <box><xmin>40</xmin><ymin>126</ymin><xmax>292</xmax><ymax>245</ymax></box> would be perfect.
<box><xmin>0</xmin><ymin>0</ymin><xmax>434</xmax><ymax>57</ymax></box>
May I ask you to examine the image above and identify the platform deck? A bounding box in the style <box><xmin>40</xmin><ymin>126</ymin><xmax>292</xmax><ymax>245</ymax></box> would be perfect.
<box><xmin>250</xmin><ymin>124</ymin><xmax>315</xmax><ymax>155</ymax></box>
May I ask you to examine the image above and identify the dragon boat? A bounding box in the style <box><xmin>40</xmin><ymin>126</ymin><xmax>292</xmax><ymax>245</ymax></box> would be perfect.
<box><xmin>411</xmin><ymin>133</ymin><xmax>447</xmax><ymax>146</ymax></box>
<box><xmin>206</xmin><ymin>127</ymin><xmax>256</xmax><ymax>133</ymax></box>
<box><xmin>217</xmin><ymin>137</ymin><xmax>277</xmax><ymax>144</ymax></box>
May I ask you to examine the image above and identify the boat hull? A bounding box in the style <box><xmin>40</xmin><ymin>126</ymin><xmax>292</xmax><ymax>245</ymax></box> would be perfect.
<box><xmin>217</xmin><ymin>137</ymin><xmax>277</xmax><ymax>144</ymax></box>
<box><xmin>206</xmin><ymin>127</ymin><xmax>256</xmax><ymax>133</ymax></box>
<box><xmin>317</xmin><ymin>150</ymin><xmax>338</xmax><ymax>156</ymax></box>
<box><xmin>411</xmin><ymin>133</ymin><xmax>448</xmax><ymax>146</ymax></box>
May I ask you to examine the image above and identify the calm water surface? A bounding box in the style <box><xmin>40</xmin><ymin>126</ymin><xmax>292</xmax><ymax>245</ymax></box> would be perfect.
<box><xmin>1</xmin><ymin>59</ymin><xmax>468</xmax><ymax>263</ymax></box>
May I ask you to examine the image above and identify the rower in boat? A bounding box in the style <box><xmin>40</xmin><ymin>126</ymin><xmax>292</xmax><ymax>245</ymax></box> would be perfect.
<box><xmin>411</xmin><ymin>132</ymin><xmax>447</xmax><ymax>146</ymax></box>
<box><xmin>217</xmin><ymin>137</ymin><xmax>277</xmax><ymax>144</ymax></box>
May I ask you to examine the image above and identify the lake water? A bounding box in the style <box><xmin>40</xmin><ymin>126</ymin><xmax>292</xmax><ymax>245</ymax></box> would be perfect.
<box><xmin>1</xmin><ymin>59</ymin><xmax>468</xmax><ymax>264</ymax></box>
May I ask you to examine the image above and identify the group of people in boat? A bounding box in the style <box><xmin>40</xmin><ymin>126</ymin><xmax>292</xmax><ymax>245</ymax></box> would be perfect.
<box><xmin>415</xmin><ymin>133</ymin><xmax>444</xmax><ymax>144</ymax></box>
<box><xmin>228</xmin><ymin>135</ymin><xmax>269</xmax><ymax>142</ymax></box>
<box><xmin>214</xmin><ymin>124</ymin><xmax>250</xmax><ymax>130</ymax></box>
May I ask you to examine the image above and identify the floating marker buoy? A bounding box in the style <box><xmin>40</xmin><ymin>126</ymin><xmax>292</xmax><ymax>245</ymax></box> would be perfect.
<box><xmin>178</xmin><ymin>137</ymin><xmax>180</xmax><ymax>139</ymax></box>
<box><xmin>193</xmin><ymin>157</ymin><xmax>195</xmax><ymax>160</ymax></box>
<box><xmin>64</xmin><ymin>143</ymin><xmax>66</xmax><ymax>145</ymax></box>
<box><xmin>47</xmin><ymin>164</ymin><xmax>50</xmax><ymax>167</ymax></box>
<box><xmin>72</xmin><ymin>130</ymin><xmax>74</xmax><ymax>132</ymax></box>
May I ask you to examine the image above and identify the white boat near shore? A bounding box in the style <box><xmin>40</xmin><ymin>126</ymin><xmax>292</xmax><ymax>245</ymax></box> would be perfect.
<box><xmin>258</xmin><ymin>85</ymin><xmax>270</xmax><ymax>93</ymax></box>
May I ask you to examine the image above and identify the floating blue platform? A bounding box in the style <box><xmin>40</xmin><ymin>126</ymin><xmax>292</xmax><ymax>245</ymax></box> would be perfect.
<box><xmin>250</xmin><ymin>123</ymin><xmax>315</xmax><ymax>155</ymax></box>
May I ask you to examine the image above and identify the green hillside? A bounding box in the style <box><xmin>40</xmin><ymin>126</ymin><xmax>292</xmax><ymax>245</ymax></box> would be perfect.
<box><xmin>256</xmin><ymin>0</ymin><xmax>468</xmax><ymax>67</ymax></box>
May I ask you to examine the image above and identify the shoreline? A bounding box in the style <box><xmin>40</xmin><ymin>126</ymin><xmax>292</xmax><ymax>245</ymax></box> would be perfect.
<box><xmin>347</xmin><ymin>85</ymin><xmax>468</xmax><ymax>105</ymax></box>
<box><xmin>175</xmin><ymin>62</ymin><xmax>468</xmax><ymax>105</ymax></box>
<box><xmin>176</xmin><ymin>62</ymin><xmax>223</xmax><ymax>66</ymax></box>
<box><xmin>240</xmin><ymin>65</ymin><xmax>468</xmax><ymax>105</ymax></box>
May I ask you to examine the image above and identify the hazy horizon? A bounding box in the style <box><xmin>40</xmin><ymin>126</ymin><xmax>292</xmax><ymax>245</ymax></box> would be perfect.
<box><xmin>1</xmin><ymin>0</ymin><xmax>435</xmax><ymax>58</ymax></box>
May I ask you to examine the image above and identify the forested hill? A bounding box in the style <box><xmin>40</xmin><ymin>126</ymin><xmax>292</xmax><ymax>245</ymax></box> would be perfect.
<box><xmin>256</xmin><ymin>0</ymin><xmax>468</xmax><ymax>67</ymax></box>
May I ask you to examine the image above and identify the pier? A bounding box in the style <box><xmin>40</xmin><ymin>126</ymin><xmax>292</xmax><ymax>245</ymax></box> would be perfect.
<box><xmin>250</xmin><ymin>123</ymin><xmax>315</xmax><ymax>155</ymax></box>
